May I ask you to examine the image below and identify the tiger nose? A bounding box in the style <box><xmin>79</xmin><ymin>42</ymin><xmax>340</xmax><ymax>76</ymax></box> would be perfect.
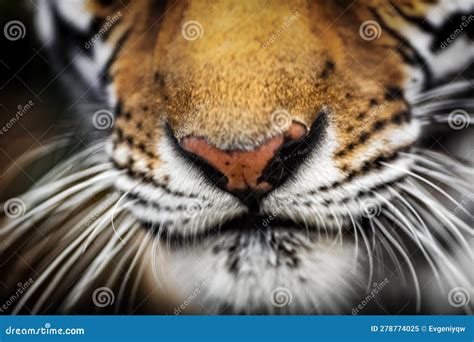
<box><xmin>180</xmin><ymin>122</ymin><xmax>307</xmax><ymax>193</ymax></box>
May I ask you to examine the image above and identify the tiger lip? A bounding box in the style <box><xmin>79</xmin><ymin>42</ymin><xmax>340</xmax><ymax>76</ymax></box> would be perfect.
<box><xmin>144</xmin><ymin>212</ymin><xmax>351</xmax><ymax>247</ymax></box>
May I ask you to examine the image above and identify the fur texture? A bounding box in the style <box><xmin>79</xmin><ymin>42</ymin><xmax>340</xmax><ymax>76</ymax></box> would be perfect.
<box><xmin>0</xmin><ymin>0</ymin><xmax>473</xmax><ymax>314</ymax></box>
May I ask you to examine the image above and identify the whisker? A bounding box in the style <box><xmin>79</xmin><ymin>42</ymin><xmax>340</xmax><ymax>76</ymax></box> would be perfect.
<box><xmin>411</xmin><ymin>79</ymin><xmax>474</xmax><ymax>103</ymax></box>
<box><xmin>372</xmin><ymin>217</ymin><xmax>421</xmax><ymax>312</ymax></box>
<box><xmin>399</xmin><ymin>182</ymin><xmax>472</xmax><ymax>253</ymax></box>
<box><xmin>380</xmin><ymin>161</ymin><xmax>472</xmax><ymax>218</ymax></box>
<box><xmin>116</xmin><ymin>230</ymin><xmax>151</xmax><ymax>314</ymax></box>
<box><xmin>342</xmin><ymin>203</ymin><xmax>359</xmax><ymax>274</ymax></box>
<box><xmin>354</xmin><ymin>220</ymin><xmax>374</xmax><ymax>292</ymax></box>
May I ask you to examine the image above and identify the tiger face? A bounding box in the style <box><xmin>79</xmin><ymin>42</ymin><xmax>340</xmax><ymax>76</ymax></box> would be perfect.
<box><xmin>1</xmin><ymin>0</ymin><xmax>472</xmax><ymax>314</ymax></box>
<box><xmin>107</xmin><ymin>0</ymin><xmax>417</xmax><ymax>232</ymax></box>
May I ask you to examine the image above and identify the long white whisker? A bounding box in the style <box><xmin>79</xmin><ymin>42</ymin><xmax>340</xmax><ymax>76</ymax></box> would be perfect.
<box><xmin>411</xmin><ymin>79</ymin><xmax>474</xmax><ymax>103</ymax></box>
<box><xmin>381</xmin><ymin>161</ymin><xmax>472</xmax><ymax>218</ymax></box>
<box><xmin>372</xmin><ymin>217</ymin><xmax>421</xmax><ymax>312</ymax></box>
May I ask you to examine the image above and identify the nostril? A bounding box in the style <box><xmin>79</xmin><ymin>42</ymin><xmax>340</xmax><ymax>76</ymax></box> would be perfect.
<box><xmin>177</xmin><ymin>117</ymin><xmax>325</xmax><ymax>199</ymax></box>
<box><xmin>258</xmin><ymin>112</ymin><xmax>328</xmax><ymax>188</ymax></box>
<box><xmin>180</xmin><ymin>134</ymin><xmax>284</xmax><ymax>192</ymax></box>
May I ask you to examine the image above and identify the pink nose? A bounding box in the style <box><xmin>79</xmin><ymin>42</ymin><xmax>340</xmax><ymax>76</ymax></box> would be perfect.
<box><xmin>180</xmin><ymin>122</ymin><xmax>307</xmax><ymax>192</ymax></box>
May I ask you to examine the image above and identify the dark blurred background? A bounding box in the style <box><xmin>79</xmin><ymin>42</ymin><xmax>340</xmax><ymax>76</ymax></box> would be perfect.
<box><xmin>0</xmin><ymin>0</ymin><xmax>73</xmax><ymax>199</ymax></box>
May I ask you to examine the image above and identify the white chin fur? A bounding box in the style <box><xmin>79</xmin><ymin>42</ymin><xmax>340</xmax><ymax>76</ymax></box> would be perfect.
<box><xmin>153</xmin><ymin>229</ymin><xmax>365</xmax><ymax>314</ymax></box>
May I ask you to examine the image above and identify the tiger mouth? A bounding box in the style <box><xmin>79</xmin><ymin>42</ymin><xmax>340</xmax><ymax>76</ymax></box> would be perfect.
<box><xmin>142</xmin><ymin>212</ymin><xmax>350</xmax><ymax>246</ymax></box>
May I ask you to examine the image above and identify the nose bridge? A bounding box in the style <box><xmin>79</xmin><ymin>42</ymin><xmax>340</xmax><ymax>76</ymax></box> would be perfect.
<box><xmin>156</xmin><ymin>0</ymin><xmax>322</xmax><ymax>149</ymax></box>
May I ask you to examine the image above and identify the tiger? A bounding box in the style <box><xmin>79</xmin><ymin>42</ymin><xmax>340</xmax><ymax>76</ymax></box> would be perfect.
<box><xmin>0</xmin><ymin>0</ymin><xmax>472</xmax><ymax>315</ymax></box>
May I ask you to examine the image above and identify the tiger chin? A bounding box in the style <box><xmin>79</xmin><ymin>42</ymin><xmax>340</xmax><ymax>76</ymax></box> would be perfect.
<box><xmin>0</xmin><ymin>0</ymin><xmax>473</xmax><ymax>315</ymax></box>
